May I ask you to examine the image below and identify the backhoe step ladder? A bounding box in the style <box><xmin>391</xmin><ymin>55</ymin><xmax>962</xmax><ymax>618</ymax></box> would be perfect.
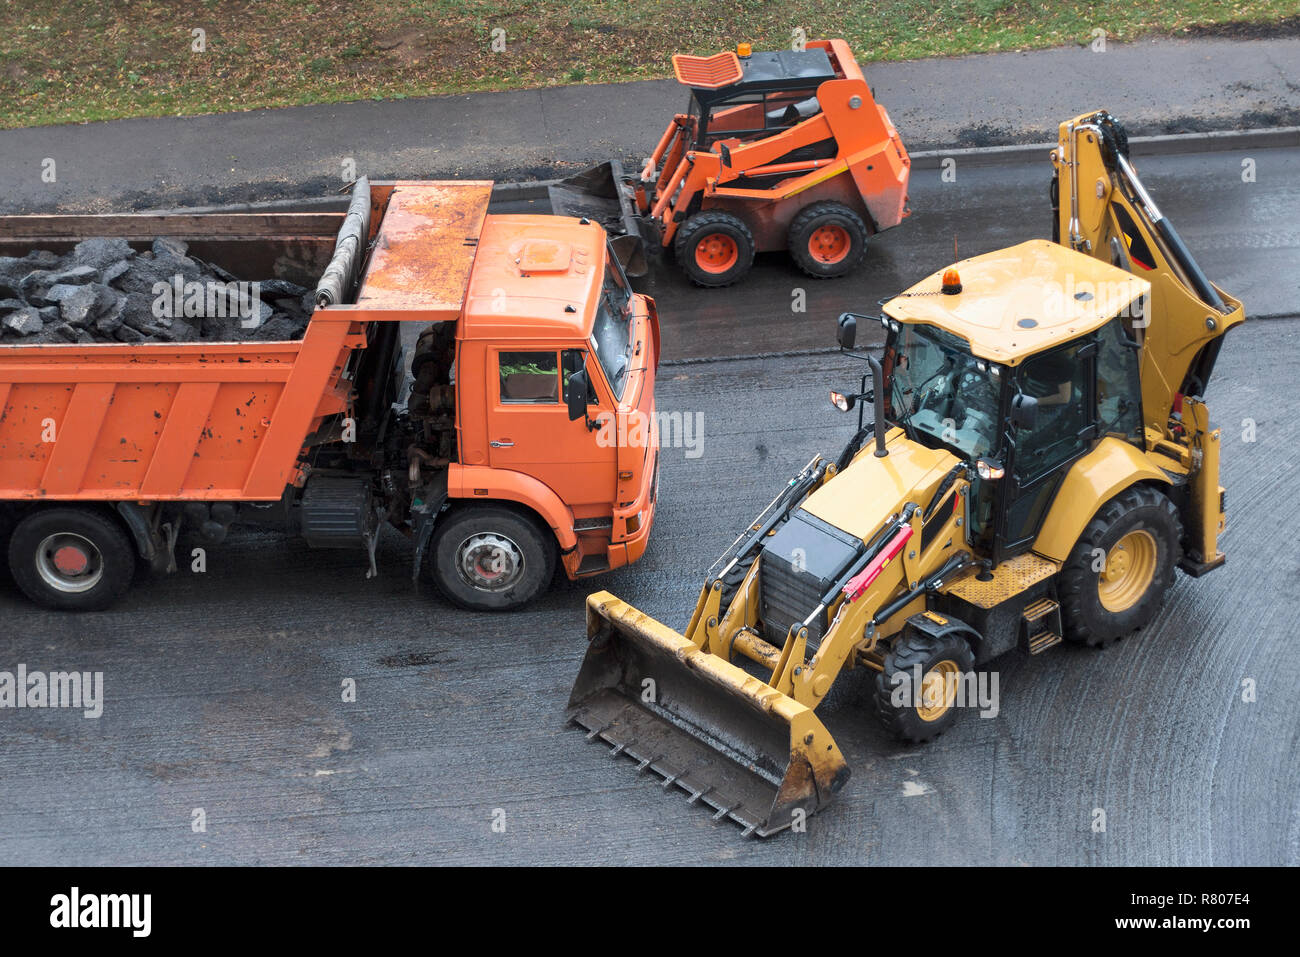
<box><xmin>1023</xmin><ymin>597</ymin><xmax>1063</xmax><ymax>655</ymax></box>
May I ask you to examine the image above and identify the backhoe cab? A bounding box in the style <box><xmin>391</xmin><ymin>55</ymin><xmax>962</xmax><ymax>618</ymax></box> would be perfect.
<box><xmin>566</xmin><ymin>111</ymin><xmax>1243</xmax><ymax>837</ymax></box>
<box><xmin>550</xmin><ymin>39</ymin><xmax>911</xmax><ymax>286</ymax></box>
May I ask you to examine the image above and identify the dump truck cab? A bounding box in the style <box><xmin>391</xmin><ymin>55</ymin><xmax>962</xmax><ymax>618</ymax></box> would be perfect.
<box><xmin>550</xmin><ymin>38</ymin><xmax>910</xmax><ymax>287</ymax></box>
<box><xmin>449</xmin><ymin>213</ymin><xmax>660</xmax><ymax>587</ymax></box>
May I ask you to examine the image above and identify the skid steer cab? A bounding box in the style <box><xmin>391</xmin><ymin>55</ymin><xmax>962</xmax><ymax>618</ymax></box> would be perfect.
<box><xmin>566</xmin><ymin>110</ymin><xmax>1242</xmax><ymax>836</ymax></box>
<box><xmin>550</xmin><ymin>39</ymin><xmax>910</xmax><ymax>287</ymax></box>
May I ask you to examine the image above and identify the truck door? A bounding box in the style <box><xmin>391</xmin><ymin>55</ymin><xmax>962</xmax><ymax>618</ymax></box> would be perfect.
<box><xmin>486</xmin><ymin>347</ymin><xmax>615</xmax><ymax>506</ymax></box>
<box><xmin>994</xmin><ymin>341</ymin><xmax>1096</xmax><ymax>560</ymax></box>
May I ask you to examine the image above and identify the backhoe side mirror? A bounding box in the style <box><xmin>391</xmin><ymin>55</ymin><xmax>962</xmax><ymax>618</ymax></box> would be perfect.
<box><xmin>1011</xmin><ymin>392</ymin><xmax>1038</xmax><ymax>430</ymax></box>
<box><xmin>836</xmin><ymin>314</ymin><xmax>857</xmax><ymax>350</ymax></box>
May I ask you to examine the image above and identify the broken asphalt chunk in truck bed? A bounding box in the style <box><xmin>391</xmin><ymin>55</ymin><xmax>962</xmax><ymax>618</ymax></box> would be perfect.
<box><xmin>0</xmin><ymin>238</ymin><xmax>313</xmax><ymax>345</ymax></box>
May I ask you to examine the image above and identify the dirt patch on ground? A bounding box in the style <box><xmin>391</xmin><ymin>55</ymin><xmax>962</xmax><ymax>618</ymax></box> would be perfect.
<box><xmin>1180</xmin><ymin>15</ymin><xmax>1300</xmax><ymax>40</ymax></box>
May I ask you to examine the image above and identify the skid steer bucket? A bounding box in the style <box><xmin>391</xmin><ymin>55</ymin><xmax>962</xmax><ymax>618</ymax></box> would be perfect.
<box><xmin>547</xmin><ymin>160</ymin><xmax>653</xmax><ymax>276</ymax></box>
<box><xmin>567</xmin><ymin>592</ymin><xmax>849</xmax><ymax>836</ymax></box>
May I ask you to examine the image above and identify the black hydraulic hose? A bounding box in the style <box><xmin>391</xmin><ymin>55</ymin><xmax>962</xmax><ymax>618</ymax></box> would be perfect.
<box><xmin>922</xmin><ymin>463</ymin><xmax>968</xmax><ymax>524</ymax></box>
<box><xmin>1114</xmin><ymin>153</ymin><xmax>1228</xmax><ymax>314</ymax></box>
<box><xmin>872</xmin><ymin>550</ymin><xmax>972</xmax><ymax>625</ymax></box>
<box><xmin>714</xmin><ymin>460</ymin><xmax>826</xmax><ymax>576</ymax></box>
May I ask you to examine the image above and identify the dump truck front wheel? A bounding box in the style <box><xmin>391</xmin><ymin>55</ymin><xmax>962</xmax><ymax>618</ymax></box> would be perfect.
<box><xmin>7</xmin><ymin>506</ymin><xmax>136</xmax><ymax>611</ymax></box>
<box><xmin>788</xmin><ymin>202</ymin><xmax>869</xmax><ymax>279</ymax></box>
<box><xmin>873</xmin><ymin>630</ymin><xmax>975</xmax><ymax>743</ymax></box>
<box><xmin>429</xmin><ymin>505</ymin><xmax>555</xmax><ymax>611</ymax></box>
<box><xmin>1058</xmin><ymin>485</ymin><xmax>1182</xmax><ymax>647</ymax></box>
<box><xmin>674</xmin><ymin>211</ymin><xmax>755</xmax><ymax>287</ymax></box>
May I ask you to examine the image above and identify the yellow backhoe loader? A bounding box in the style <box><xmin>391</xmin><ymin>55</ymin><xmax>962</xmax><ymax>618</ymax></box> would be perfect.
<box><xmin>566</xmin><ymin>111</ymin><xmax>1244</xmax><ymax>836</ymax></box>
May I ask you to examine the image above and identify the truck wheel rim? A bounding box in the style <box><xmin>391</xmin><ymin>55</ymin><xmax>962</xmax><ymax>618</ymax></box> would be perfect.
<box><xmin>36</xmin><ymin>533</ymin><xmax>104</xmax><ymax>594</ymax></box>
<box><xmin>1099</xmin><ymin>529</ymin><xmax>1158</xmax><ymax>612</ymax></box>
<box><xmin>456</xmin><ymin>533</ymin><xmax>524</xmax><ymax>592</ymax></box>
<box><xmin>808</xmin><ymin>224</ymin><xmax>851</xmax><ymax>264</ymax></box>
<box><xmin>694</xmin><ymin>234</ymin><xmax>738</xmax><ymax>274</ymax></box>
<box><xmin>917</xmin><ymin>659</ymin><xmax>960</xmax><ymax>722</ymax></box>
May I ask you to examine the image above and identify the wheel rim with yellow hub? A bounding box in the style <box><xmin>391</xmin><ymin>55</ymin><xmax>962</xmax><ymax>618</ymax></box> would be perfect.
<box><xmin>917</xmin><ymin>659</ymin><xmax>961</xmax><ymax>722</ymax></box>
<box><xmin>1098</xmin><ymin>529</ymin><xmax>1158</xmax><ymax>613</ymax></box>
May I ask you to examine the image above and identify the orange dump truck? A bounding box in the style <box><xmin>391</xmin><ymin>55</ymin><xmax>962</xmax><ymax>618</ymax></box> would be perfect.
<box><xmin>0</xmin><ymin>179</ymin><xmax>660</xmax><ymax>611</ymax></box>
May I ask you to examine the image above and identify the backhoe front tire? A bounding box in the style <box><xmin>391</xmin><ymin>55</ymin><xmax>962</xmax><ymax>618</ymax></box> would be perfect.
<box><xmin>429</xmin><ymin>505</ymin><xmax>555</xmax><ymax>611</ymax></box>
<box><xmin>788</xmin><ymin>201</ymin><xmax>869</xmax><ymax>279</ymax></box>
<box><xmin>872</xmin><ymin>630</ymin><xmax>975</xmax><ymax>743</ymax></box>
<box><xmin>674</xmin><ymin>211</ymin><xmax>755</xmax><ymax>287</ymax></box>
<box><xmin>1057</xmin><ymin>485</ymin><xmax>1182</xmax><ymax>647</ymax></box>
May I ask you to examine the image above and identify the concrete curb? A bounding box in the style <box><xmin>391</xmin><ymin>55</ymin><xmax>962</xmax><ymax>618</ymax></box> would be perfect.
<box><xmin>908</xmin><ymin>125</ymin><xmax>1300</xmax><ymax>169</ymax></box>
<box><xmin>147</xmin><ymin>125</ymin><xmax>1300</xmax><ymax>214</ymax></box>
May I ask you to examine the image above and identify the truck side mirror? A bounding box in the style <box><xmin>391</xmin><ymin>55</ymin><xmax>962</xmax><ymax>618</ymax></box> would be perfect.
<box><xmin>567</xmin><ymin>368</ymin><xmax>590</xmax><ymax>422</ymax></box>
<box><xmin>1011</xmin><ymin>392</ymin><xmax>1038</xmax><ymax>430</ymax></box>
<box><xmin>836</xmin><ymin>314</ymin><xmax>857</xmax><ymax>350</ymax></box>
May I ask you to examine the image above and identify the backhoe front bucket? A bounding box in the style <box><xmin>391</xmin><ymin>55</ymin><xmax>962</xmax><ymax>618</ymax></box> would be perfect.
<box><xmin>547</xmin><ymin>160</ymin><xmax>653</xmax><ymax>276</ymax></box>
<box><xmin>567</xmin><ymin>591</ymin><xmax>849</xmax><ymax>836</ymax></box>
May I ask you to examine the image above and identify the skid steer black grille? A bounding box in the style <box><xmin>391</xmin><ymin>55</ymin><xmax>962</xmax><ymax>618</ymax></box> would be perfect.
<box><xmin>759</xmin><ymin>511</ymin><xmax>861</xmax><ymax>648</ymax></box>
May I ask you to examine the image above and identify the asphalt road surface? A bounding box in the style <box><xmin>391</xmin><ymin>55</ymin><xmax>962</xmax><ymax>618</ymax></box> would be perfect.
<box><xmin>510</xmin><ymin>144</ymin><xmax>1300</xmax><ymax>355</ymax></box>
<box><xmin>2</xmin><ymin>148</ymin><xmax>1298</xmax><ymax>865</ymax></box>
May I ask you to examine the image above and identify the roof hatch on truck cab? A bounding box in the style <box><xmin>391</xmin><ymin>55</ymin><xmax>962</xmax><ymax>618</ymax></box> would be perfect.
<box><xmin>512</xmin><ymin>238</ymin><xmax>573</xmax><ymax>273</ymax></box>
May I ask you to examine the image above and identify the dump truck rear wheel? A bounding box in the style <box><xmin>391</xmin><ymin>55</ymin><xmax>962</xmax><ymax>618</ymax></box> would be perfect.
<box><xmin>788</xmin><ymin>202</ymin><xmax>869</xmax><ymax>279</ymax></box>
<box><xmin>7</xmin><ymin>506</ymin><xmax>135</xmax><ymax>611</ymax></box>
<box><xmin>674</xmin><ymin>211</ymin><xmax>755</xmax><ymax>287</ymax></box>
<box><xmin>872</xmin><ymin>630</ymin><xmax>974</xmax><ymax>743</ymax></box>
<box><xmin>429</xmin><ymin>505</ymin><xmax>555</xmax><ymax>611</ymax></box>
<box><xmin>1058</xmin><ymin>485</ymin><xmax>1181</xmax><ymax>647</ymax></box>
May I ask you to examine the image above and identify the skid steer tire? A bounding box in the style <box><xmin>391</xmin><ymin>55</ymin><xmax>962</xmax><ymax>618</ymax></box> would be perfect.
<box><xmin>788</xmin><ymin>201</ymin><xmax>869</xmax><ymax>279</ymax></box>
<box><xmin>674</xmin><ymin>211</ymin><xmax>755</xmax><ymax>287</ymax></box>
<box><xmin>872</xmin><ymin>630</ymin><xmax>975</xmax><ymax>743</ymax></box>
<box><xmin>1057</xmin><ymin>485</ymin><xmax>1182</xmax><ymax>648</ymax></box>
<box><xmin>8</xmin><ymin>506</ymin><xmax>136</xmax><ymax>612</ymax></box>
<box><xmin>429</xmin><ymin>505</ymin><xmax>555</xmax><ymax>611</ymax></box>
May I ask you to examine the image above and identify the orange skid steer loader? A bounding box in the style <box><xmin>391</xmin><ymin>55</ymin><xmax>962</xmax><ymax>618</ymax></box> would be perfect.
<box><xmin>550</xmin><ymin>39</ymin><xmax>911</xmax><ymax>287</ymax></box>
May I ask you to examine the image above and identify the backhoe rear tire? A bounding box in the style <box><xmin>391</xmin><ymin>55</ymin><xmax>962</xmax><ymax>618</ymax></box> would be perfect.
<box><xmin>788</xmin><ymin>201</ymin><xmax>869</xmax><ymax>279</ymax></box>
<box><xmin>872</xmin><ymin>630</ymin><xmax>975</xmax><ymax>743</ymax></box>
<box><xmin>674</xmin><ymin>211</ymin><xmax>755</xmax><ymax>287</ymax></box>
<box><xmin>1057</xmin><ymin>485</ymin><xmax>1181</xmax><ymax>647</ymax></box>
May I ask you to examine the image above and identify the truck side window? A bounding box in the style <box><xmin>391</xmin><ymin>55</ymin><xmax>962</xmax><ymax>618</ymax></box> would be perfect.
<box><xmin>499</xmin><ymin>351</ymin><xmax>559</xmax><ymax>404</ymax></box>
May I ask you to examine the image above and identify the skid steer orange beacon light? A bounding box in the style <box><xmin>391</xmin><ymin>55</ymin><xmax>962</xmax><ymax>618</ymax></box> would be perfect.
<box><xmin>941</xmin><ymin>268</ymin><xmax>962</xmax><ymax>294</ymax></box>
<box><xmin>737</xmin><ymin>42</ymin><xmax>752</xmax><ymax>57</ymax></box>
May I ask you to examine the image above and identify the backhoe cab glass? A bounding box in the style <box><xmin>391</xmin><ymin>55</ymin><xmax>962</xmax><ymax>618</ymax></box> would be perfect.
<box><xmin>887</xmin><ymin>323</ymin><xmax>1002</xmax><ymax>458</ymax></box>
<box><xmin>591</xmin><ymin>242</ymin><xmax>634</xmax><ymax>400</ymax></box>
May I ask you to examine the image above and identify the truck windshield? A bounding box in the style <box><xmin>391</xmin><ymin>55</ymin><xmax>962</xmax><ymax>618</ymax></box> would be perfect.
<box><xmin>591</xmin><ymin>243</ymin><xmax>634</xmax><ymax>400</ymax></box>
<box><xmin>889</xmin><ymin>323</ymin><xmax>1002</xmax><ymax>459</ymax></box>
